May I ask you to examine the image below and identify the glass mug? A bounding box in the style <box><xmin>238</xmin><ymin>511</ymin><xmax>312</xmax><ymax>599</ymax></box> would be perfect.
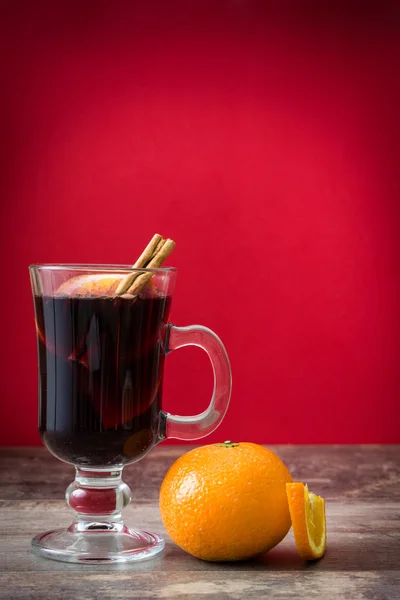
<box><xmin>29</xmin><ymin>265</ymin><xmax>231</xmax><ymax>563</ymax></box>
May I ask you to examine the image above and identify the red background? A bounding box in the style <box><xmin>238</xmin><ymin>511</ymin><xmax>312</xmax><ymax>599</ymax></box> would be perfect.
<box><xmin>1</xmin><ymin>1</ymin><xmax>399</xmax><ymax>445</ymax></box>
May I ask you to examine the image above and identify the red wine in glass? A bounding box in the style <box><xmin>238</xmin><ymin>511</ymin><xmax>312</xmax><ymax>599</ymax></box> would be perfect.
<box><xmin>35</xmin><ymin>293</ymin><xmax>172</xmax><ymax>467</ymax></box>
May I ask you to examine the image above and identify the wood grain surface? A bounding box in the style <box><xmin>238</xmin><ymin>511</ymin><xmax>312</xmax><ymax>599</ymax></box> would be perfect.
<box><xmin>0</xmin><ymin>445</ymin><xmax>399</xmax><ymax>599</ymax></box>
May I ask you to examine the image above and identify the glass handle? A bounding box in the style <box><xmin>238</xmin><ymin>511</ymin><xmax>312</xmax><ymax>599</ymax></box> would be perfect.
<box><xmin>159</xmin><ymin>324</ymin><xmax>232</xmax><ymax>441</ymax></box>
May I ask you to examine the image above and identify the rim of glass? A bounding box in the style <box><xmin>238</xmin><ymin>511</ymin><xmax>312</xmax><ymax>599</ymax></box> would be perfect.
<box><xmin>29</xmin><ymin>264</ymin><xmax>177</xmax><ymax>273</ymax></box>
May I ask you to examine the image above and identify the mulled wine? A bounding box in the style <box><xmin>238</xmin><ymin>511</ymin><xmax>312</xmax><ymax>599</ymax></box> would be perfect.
<box><xmin>34</xmin><ymin>293</ymin><xmax>171</xmax><ymax>467</ymax></box>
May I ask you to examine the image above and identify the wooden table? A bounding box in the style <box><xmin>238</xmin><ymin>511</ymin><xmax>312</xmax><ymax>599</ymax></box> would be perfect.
<box><xmin>0</xmin><ymin>446</ymin><xmax>399</xmax><ymax>599</ymax></box>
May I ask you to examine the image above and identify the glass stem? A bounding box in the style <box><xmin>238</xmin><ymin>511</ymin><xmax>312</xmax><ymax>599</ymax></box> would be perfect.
<box><xmin>66</xmin><ymin>468</ymin><xmax>131</xmax><ymax>533</ymax></box>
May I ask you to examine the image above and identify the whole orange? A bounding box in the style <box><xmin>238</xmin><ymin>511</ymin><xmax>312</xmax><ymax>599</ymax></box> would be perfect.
<box><xmin>159</xmin><ymin>442</ymin><xmax>293</xmax><ymax>561</ymax></box>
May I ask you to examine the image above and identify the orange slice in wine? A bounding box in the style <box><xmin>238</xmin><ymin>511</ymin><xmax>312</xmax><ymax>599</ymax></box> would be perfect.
<box><xmin>56</xmin><ymin>273</ymin><xmax>126</xmax><ymax>296</ymax></box>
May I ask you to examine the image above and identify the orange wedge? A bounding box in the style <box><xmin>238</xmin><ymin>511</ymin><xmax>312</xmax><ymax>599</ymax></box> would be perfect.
<box><xmin>286</xmin><ymin>482</ymin><xmax>326</xmax><ymax>560</ymax></box>
<box><xmin>56</xmin><ymin>273</ymin><xmax>159</xmax><ymax>298</ymax></box>
<box><xmin>56</xmin><ymin>273</ymin><xmax>125</xmax><ymax>296</ymax></box>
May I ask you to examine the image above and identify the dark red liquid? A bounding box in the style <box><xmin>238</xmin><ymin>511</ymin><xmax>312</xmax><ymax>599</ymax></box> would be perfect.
<box><xmin>34</xmin><ymin>294</ymin><xmax>171</xmax><ymax>467</ymax></box>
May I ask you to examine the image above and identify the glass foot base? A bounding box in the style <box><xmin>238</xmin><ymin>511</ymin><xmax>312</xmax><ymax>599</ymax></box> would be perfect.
<box><xmin>31</xmin><ymin>526</ymin><xmax>165</xmax><ymax>563</ymax></box>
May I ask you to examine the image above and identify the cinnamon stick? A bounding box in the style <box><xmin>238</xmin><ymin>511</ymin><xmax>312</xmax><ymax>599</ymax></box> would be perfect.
<box><xmin>132</xmin><ymin>233</ymin><xmax>163</xmax><ymax>269</ymax></box>
<box><xmin>127</xmin><ymin>239</ymin><xmax>175</xmax><ymax>295</ymax></box>
<box><xmin>115</xmin><ymin>233</ymin><xmax>163</xmax><ymax>295</ymax></box>
<box><xmin>116</xmin><ymin>235</ymin><xmax>175</xmax><ymax>296</ymax></box>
